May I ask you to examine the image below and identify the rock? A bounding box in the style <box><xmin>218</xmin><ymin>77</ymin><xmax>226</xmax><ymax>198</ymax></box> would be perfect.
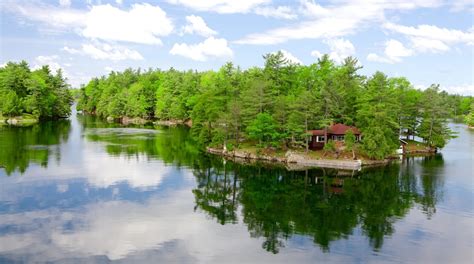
<box><xmin>121</xmin><ymin>116</ymin><xmax>148</xmax><ymax>125</ymax></box>
<box><xmin>184</xmin><ymin>119</ymin><xmax>193</xmax><ymax>127</ymax></box>
<box><xmin>6</xmin><ymin>118</ymin><xmax>18</xmax><ymax>125</ymax></box>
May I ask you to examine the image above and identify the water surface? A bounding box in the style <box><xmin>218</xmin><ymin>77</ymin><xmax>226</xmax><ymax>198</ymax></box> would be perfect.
<box><xmin>0</xmin><ymin>111</ymin><xmax>473</xmax><ymax>263</ymax></box>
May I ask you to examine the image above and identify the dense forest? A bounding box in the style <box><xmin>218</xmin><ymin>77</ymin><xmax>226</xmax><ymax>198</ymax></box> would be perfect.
<box><xmin>0</xmin><ymin>61</ymin><xmax>73</xmax><ymax>120</ymax></box>
<box><xmin>75</xmin><ymin>53</ymin><xmax>471</xmax><ymax>159</ymax></box>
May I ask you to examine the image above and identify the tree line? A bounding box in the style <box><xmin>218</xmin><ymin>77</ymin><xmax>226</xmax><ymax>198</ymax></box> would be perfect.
<box><xmin>73</xmin><ymin>53</ymin><xmax>470</xmax><ymax>159</ymax></box>
<box><xmin>0</xmin><ymin>61</ymin><xmax>73</xmax><ymax>119</ymax></box>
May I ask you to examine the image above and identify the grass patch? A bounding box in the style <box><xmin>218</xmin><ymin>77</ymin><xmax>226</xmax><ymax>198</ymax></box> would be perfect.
<box><xmin>405</xmin><ymin>139</ymin><xmax>431</xmax><ymax>152</ymax></box>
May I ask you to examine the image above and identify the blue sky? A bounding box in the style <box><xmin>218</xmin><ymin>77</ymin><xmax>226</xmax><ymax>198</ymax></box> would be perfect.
<box><xmin>0</xmin><ymin>0</ymin><xmax>473</xmax><ymax>95</ymax></box>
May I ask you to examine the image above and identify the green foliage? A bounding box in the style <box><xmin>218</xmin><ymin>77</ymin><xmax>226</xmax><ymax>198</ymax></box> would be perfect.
<box><xmin>357</xmin><ymin>72</ymin><xmax>400</xmax><ymax>159</ymax></box>
<box><xmin>246</xmin><ymin>112</ymin><xmax>282</xmax><ymax>147</ymax></box>
<box><xmin>0</xmin><ymin>61</ymin><xmax>72</xmax><ymax>119</ymax></box>
<box><xmin>323</xmin><ymin>140</ymin><xmax>336</xmax><ymax>152</ymax></box>
<box><xmin>417</xmin><ymin>85</ymin><xmax>456</xmax><ymax>148</ymax></box>
<box><xmin>465</xmin><ymin>103</ymin><xmax>474</xmax><ymax>127</ymax></box>
<box><xmin>1</xmin><ymin>90</ymin><xmax>21</xmax><ymax>116</ymax></box>
<box><xmin>344</xmin><ymin>129</ymin><xmax>356</xmax><ymax>149</ymax></box>
<box><xmin>74</xmin><ymin>54</ymin><xmax>464</xmax><ymax>158</ymax></box>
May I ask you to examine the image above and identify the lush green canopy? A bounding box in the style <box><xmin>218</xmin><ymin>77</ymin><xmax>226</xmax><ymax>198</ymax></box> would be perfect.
<box><xmin>75</xmin><ymin>53</ymin><xmax>468</xmax><ymax>158</ymax></box>
<box><xmin>0</xmin><ymin>61</ymin><xmax>73</xmax><ymax>119</ymax></box>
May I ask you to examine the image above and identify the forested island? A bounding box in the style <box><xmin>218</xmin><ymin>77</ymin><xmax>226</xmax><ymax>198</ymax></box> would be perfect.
<box><xmin>1</xmin><ymin>54</ymin><xmax>473</xmax><ymax>162</ymax></box>
<box><xmin>0</xmin><ymin>61</ymin><xmax>73</xmax><ymax>125</ymax></box>
<box><xmin>73</xmin><ymin>53</ymin><xmax>472</xmax><ymax>162</ymax></box>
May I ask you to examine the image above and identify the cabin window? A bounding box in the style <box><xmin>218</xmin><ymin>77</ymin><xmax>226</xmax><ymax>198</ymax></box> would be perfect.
<box><xmin>335</xmin><ymin>135</ymin><xmax>344</xmax><ymax>141</ymax></box>
<box><xmin>316</xmin><ymin>136</ymin><xmax>325</xmax><ymax>142</ymax></box>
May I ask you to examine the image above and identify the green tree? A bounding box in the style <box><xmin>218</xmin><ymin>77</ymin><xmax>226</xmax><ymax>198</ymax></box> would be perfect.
<box><xmin>246</xmin><ymin>112</ymin><xmax>281</xmax><ymax>147</ymax></box>
<box><xmin>345</xmin><ymin>129</ymin><xmax>356</xmax><ymax>159</ymax></box>
<box><xmin>0</xmin><ymin>62</ymin><xmax>72</xmax><ymax>119</ymax></box>
<box><xmin>465</xmin><ymin>103</ymin><xmax>474</xmax><ymax>127</ymax></box>
<box><xmin>357</xmin><ymin>72</ymin><xmax>400</xmax><ymax>159</ymax></box>
<box><xmin>1</xmin><ymin>90</ymin><xmax>21</xmax><ymax>117</ymax></box>
<box><xmin>418</xmin><ymin>85</ymin><xmax>456</xmax><ymax>149</ymax></box>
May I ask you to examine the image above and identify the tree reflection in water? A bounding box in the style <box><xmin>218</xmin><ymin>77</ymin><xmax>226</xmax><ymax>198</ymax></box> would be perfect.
<box><xmin>0</xmin><ymin>120</ymin><xmax>71</xmax><ymax>175</ymax></box>
<box><xmin>192</xmin><ymin>155</ymin><xmax>445</xmax><ymax>253</ymax></box>
<box><xmin>0</xmin><ymin>117</ymin><xmax>445</xmax><ymax>254</ymax></box>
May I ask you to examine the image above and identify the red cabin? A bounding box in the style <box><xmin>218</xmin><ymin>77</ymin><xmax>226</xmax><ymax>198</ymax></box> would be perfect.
<box><xmin>308</xmin><ymin>123</ymin><xmax>361</xmax><ymax>150</ymax></box>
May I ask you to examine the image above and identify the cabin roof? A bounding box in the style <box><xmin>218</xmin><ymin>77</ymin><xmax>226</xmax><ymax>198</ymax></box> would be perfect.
<box><xmin>330</xmin><ymin>123</ymin><xmax>361</xmax><ymax>135</ymax></box>
<box><xmin>308</xmin><ymin>123</ymin><xmax>361</xmax><ymax>136</ymax></box>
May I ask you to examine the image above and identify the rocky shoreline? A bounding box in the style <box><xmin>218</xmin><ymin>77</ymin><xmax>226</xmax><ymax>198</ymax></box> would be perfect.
<box><xmin>0</xmin><ymin>115</ymin><xmax>38</xmax><ymax>126</ymax></box>
<box><xmin>102</xmin><ymin>115</ymin><xmax>193</xmax><ymax>127</ymax></box>
<box><xmin>207</xmin><ymin>147</ymin><xmax>394</xmax><ymax>170</ymax></box>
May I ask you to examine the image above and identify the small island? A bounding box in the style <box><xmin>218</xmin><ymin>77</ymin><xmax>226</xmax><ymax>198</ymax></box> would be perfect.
<box><xmin>72</xmin><ymin>53</ymin><xmax>466</xmax><ymax>167</ymax></box>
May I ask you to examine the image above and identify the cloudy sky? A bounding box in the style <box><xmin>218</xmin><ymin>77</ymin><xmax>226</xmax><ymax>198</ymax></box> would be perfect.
<box><xmin>0</xmin><ymin>0</ymin><xmax>473</xmax><ymax>95</ymax></box>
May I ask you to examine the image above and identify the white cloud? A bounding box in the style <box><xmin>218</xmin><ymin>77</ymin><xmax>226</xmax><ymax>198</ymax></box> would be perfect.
<box><xmin>310</xmin><ymin>50</ymin><xmax>323</xmax><ymax>59</ymax></box>
<box><xmin>274</xmin><ymin>50</ymin><xmax>302</xmax><ymax>64</ymax></box>
<box><xmin>5</xmin><ymin>3</ymin><xmax>173</xmax><ymax>45</ymax></box>
<box><xmin>383</xmin><ymin>22</ymin><xmax>474</xmax><ymax>53</ymax></box>
<box><xmin>410</xmin><ymin>37</ymin><xmax>450</xmax><ymax>53</ymax></box>
<box><xmin>254</xmin><ymin>6</ymin><xmax>297</xmax><ymax>20</ymax></box>
<box><xmin>167</xmin><ymin>0</ymin><xmax>270</xmax><ymax>14</ymax></box>
<box><xmin>384</xmin><ymin>23</ymin><xmax>474</xmax><ymax>44</ymax></box>
<box><xmin>324</xmin><ymin>38</ymin><xmax>355</xmax><ymax>63</ymax></box>
<box><xmin>442</xmin><ymin>84</ymin><xmax>474</xmax><ymax>96</ymax></box>
<box><xmin>57</xmin><ymin>184</ymin><xmax>69</xmax><ymax>193</ymax></box>
<box><xmin>5</xmin><ymin>3</ymin><xmax>85</xmax><ymax>30</ymax></box>
<box><xmin>115</xmin><ymin>0</ymin><xmax>123</xmax><ymax>5</ymax></box>
<box><xmin>58</xmin><ymin>0</ymin><xmax>71</xmax><ymax>8</ymax></box>
<box><xmin>82</xmin><ymin>4</ymin><xmax>173</xmax><ymax>45</ymax></box>
<box><xmin>367</xmin><ymin>53</ymin><xmax>393</xmax><ymax>63</ymax></box>
<box><xmin>236</xmin><ymin>0</ymin><xmax>443</xmax><ymax>45</ymax></box>
<box><xmin>415</xmin><ymin>83</ymin><xmax>474</xmax><ymax>96</ymax></box>
<box><xmin>385</xmin><ymin>39</ymin><xmax>413</xmax><ymax>60</ymax></box>
<box><xmin>450</xmin><ymin>0</ymin><xmax>474</xmax><ymax>12</ymax></box>
<box><xmin>367</xmin><ymin>39</ymin><xmax>413</xmax><ymax>63</ymax></box>
<box><xmin>63</xmin><ymin>43</ymin><xmax>144</xmax><ymax>61</ymax></box>
<box><xmin>309</xmin><ymin>38</ymin><xmax>355</xmax><ymax>63</ymax></box>
<box><xmin>299</xmin><ymin>0</ymin><xmax>330</xmax><ymax>17</ymax></box>
<box><xmin>181</xmin><ymin>15</ymin><xmax>217</xmax><ymax>37</ymax></box>
<box><xmin>62</xmin><ymin>46</ymin><xmax>81</xmax><ymax>55</ymax></box>
<box><xmin>170</xmin><ymin>37</ymin><xmax>233</xmax><ymax>61</ymax></box>
<box><xmin>167</xmin><ymin>0</ymin><xmax>296</xmax><ymax>19</ymax></box>
<box><xmin>31</xmin><ymin>55</ymin><xmax>89</xmax><ymax>87</ymax></box>
<box><xmin>33</xmin><ymin>55</ymin><xmax>63</xmax><ymax>73</ymax></box>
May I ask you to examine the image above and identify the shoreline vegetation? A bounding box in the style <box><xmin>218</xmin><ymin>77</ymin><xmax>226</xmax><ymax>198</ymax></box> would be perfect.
<box><xmin>0</xmin><ymin>113</ymin><xmax>39</xmax><ymax>126</ymax></box>
<box><xmin>73</xmin><ymin>52</ymin><xmax>469</xmax><ymax>162</ymax></box>
<box><xmin>205</xmin><ymin>137</ymin><xmax>438</xmax><ymax>169</ymax></box>
<box><xmin>81</xmin><ymin>111</ymin><xmax>439</xmax><ymax>169</ymax></box>
<box><xmin>2</xmin><ymin>55</ymin><xmax>473</xmax><ymax>164</ymax></box>
<box><xmin>0</xmin><ymin>61</ymin><xmax>73</xmax><ymax>126</ymax></box>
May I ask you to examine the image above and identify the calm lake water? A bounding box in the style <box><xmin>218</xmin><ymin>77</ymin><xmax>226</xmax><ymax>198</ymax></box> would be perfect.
<box><xmin>0</xmin><ymin>109</ymin><xmax>473</xmax><ymax>263</ymax></box>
